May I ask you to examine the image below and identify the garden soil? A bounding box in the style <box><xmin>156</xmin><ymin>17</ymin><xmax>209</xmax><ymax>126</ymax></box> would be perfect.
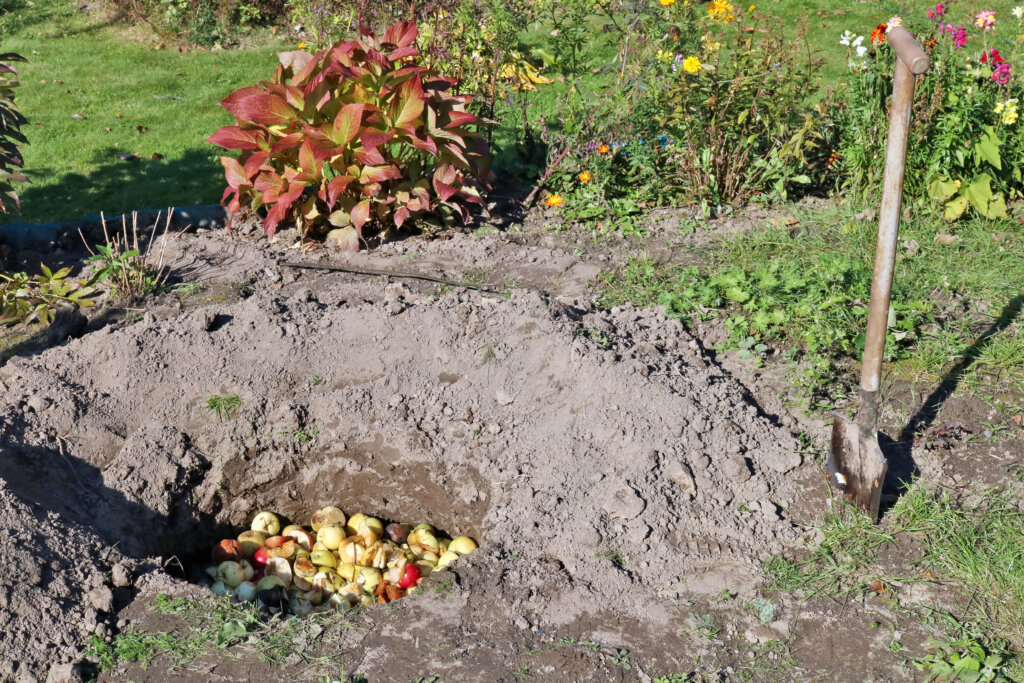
<box><xmin>0</xmin><ymin>211</ymin><xmax>1003</xmax><ymax>681</ymax></box>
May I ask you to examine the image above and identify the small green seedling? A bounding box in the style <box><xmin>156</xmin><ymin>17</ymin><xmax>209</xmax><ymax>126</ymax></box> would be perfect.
<box><xmin>205</xmin><ymin>394</ymin><xmax>241</xmax><ymax>421</ymax></box>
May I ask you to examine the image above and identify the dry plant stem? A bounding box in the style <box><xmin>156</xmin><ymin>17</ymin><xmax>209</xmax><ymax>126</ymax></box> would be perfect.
<box><xmin>523</xmin><ymin>145</ymin><xmax>571</xmax><ymax>207</ymax></box>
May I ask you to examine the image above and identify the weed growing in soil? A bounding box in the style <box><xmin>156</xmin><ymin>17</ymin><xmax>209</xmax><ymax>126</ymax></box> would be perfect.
<box><xmin>0</xmin><ymin>264</ymin><xmax>98</xmax><ymax>326</ymax></box>
<box><xmin>85</xmin><ymin>211</ymin><xmax>173</xmax><ymax>301</ymax></box>
<box><xmin>204</xmin><ymin>393</ymin><xmax>242</xmax><ymax>421</ymax></box>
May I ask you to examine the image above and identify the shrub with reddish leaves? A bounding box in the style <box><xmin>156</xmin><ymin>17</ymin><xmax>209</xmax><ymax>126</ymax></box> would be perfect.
<box><xmin>208</xmin><ymin>21</ymin><xmax>490</xmax><ymax>247</ymax></box>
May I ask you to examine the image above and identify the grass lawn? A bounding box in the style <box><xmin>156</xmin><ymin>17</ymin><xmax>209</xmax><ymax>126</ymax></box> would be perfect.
<box><xmin>1</xmin><ymin>0</ymin><xmax>287</xmax><ymax>225</ymax></box>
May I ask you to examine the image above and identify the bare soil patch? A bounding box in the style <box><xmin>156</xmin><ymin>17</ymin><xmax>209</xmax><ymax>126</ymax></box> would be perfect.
<box><xmin>0</xmin><ymin>211</ymin><xmax>1017</xmax><ymax>681</ymax></box>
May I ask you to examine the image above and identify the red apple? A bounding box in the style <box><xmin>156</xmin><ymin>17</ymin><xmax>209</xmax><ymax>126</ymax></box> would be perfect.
<box><xmin>398</xmin><ymin>563</ymin><xmax>422</xmax><ymax>589</ymax></box>
<box><xmin>252</xmin><ymin>547</ymin><xmax>269</xmax><ymax>570</ymax></box>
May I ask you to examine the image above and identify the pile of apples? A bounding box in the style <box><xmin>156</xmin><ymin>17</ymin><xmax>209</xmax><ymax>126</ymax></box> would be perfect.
<box><xmin>205</xmin><ymin>507</ymin><xmax>477</xmax><ymax>615</ymax></box>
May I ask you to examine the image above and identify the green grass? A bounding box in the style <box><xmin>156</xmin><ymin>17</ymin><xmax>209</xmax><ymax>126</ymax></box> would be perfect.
<box><xmin>764</xmin><ymin>485</ymin><xmax>1024</xmax><ymax>678</ymax></box>
<box><xmin>599</xmin><ymin>204</ymin><xmax>1024</xmax><ymax>404</ymax></box>
<box><xmin>1</xmin><ymin>0</ymin><xmax>286</xmax><ymax>225</ymax></box>
<box><xmin>83</xmin><ymin>592</ymin><xmax>353</xmax><ymax>674</ymax></box>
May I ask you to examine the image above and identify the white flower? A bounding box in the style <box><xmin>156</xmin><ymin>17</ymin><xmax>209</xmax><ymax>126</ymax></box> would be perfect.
<box><xmin>839</xmin><ymin>30</ymin><xmax>855</xmax><ymax>46</ymax></box>
<box><xmin>1013</xmin><ymin>6</ymin><xmax>1024</xmax><ymax>19</ymax></box>
<box><xmin>856</xmin><ymin>45</ymin><xmax>868</xmax><ymax>58</ymax></box>
<box><xmin>852</xmin><ymin>35</ymin><xmax>865</xmax><ymax>47</ymax></box>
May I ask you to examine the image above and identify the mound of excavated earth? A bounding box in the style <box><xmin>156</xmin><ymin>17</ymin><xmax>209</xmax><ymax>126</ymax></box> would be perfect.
<box><xmin>0</xmin><ymin>231</ymin><xmax>817</xmax><ymax>679</ymax></box>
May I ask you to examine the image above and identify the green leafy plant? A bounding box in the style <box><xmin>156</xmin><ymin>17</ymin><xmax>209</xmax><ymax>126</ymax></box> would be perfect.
<box><xmin>914</xmin><ymin>637</ymin><xmax>1011</xmax><ymax>682</ymax></box>
<box><xmin>654</xmin><ymin>12</ymin><xmax>830</xmax><ymax>208</ymax></box>
<box><xmin>85</xmin><ymin>211</ymin><xmax>172</xmax><ymax>300</ymax></box>
<box><xmin>0</xmin><ymin>263</ymin><xmax>98</xmax><ymax>326</ymax></box>
<box><xmin>208</xmin><ymin>21</ymin><xmax>491</xmax><ymax>247</ymax></box>
<box><xmin>0</xmin><ymin>49</ymin><xmax>28</xmax><ymax>213</ymax></box>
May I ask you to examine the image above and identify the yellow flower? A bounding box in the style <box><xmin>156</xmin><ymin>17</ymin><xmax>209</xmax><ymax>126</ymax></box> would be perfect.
<box><xmin>578</xmin><ymin>170</ymin><xmax>592</xmax><ymax>183</ymax></box>
<box><xmin>298</xmin><ymin>42</ymin><xmax>307</xmax><ymax>49</ymax></box>
<box><xmin>659</xmin><ymin>0</ymin><xmax>676</xmax><ymax>5</ymax></box>
<box><xmin>748</xmin><ymin>4</ymin><xmax>756</xmax><ymax>11</ymax></box>
<box><xmin>708</xmin><ymin>0</ymin><xmax>735</xmax><ymax>22</ymax></box>
<box><xmin>545</xmin><ymin>194</ymin><xmax>564</xmax><ymax>207</ymax></box>
<box><xmin>996</xmin><ymin>98</ymin><xmax>1019</xmax><ymax>124</ymax></box>
<box><xmin>657</xmin><ymin>49</ymin><xmax>673</xmax><ymax>63</ymax></box>
<box><xmin>683</xmin><ymin>56</ymin><xmax>702</xmax><ymax>73</ymax></box>
<box><xmin>702</xmin><ymin>36</ymin><xmax>721</xmax><ymax>52</ymax></box>
<box><xmin>597</xmin><ymin>143</ymin><xmax>610</xmax><ymax>154</ymax></box>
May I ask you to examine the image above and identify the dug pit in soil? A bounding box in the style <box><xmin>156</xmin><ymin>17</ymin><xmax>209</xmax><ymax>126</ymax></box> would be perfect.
<box><xmin>0</xmin><ymin>238</ymin><xmax>821</xmax><ymax>679</ymax></box>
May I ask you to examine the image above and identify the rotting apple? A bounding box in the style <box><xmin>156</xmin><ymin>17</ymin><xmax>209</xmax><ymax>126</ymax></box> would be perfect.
<box><xmin>286</xmin><ymin>528</ymin><xmax>314</xmax><ymax>551</ymax></box>
<box><xmin>236</xmin><ymin>529</ymin><xmax>267</xmax><ymax>558</ymax></box>
<box><xmin>265</xmin><ymin>557</ymin><xmax>293</xmax><ymax>588</ymax></box>
<box><xmin>311</xmin><ymin>506</ymin><xmax>346</xmax><ymax>531</ymax></box>
<box><xmin>449</xmin><ymin>536</ymin><xmax>478</xmax><ymax>555</ymax></box>
<box><xmin>250</xmin><ymin>511</ymin><xmax>281</xmax><ymax>536</ymax></box>
<box><xmin>212</xmin><ymin>539</ymin><xmax>243</xmax><ymax>563</ymax></box>
<box><xmin>437</xmin><ymin>550</ymin><xmax>460</xmax><ymax>569</ymax></box>
<box><xmin>310</xmin><ymin>548</ymin><xmax>338</xmax><ymax>568</ymax></box>
<box><xmin>236</xmin><ymin>581</ymin><xmax>258</xmax><ymax>602</ymax></box>
<box><xmin>217</xmin><ymin>560</ymin><xmax>246</xmax><ymax>589</ymax></box>
<box><xmin>385</xmin><ymin>523</ymin><xmax>409</xmax><ymax>544</ymax></box>
<box><xmin>316</xmin><ymin>524</ymin><xmax>345</xmax><ymax>550</ymax></box>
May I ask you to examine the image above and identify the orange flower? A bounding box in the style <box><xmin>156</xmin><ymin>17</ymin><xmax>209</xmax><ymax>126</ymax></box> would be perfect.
<box><xmin>578</xmin><ymin>170</ymin><xmax>592</xmax><ymax>183</ymax></box>
<box><xmin>597</xmin><ymin>143</ymin><xmax>610</xmax><ymax>154</ymax></box>
<box><xmin>870</xmin><ymin>23</ymin><xmax>887</xmax><ymax>45</ymax></box>
<box><xmin>545</xmin><ymin>194</ymin><xmax>564</xmax><ymax>207</ymax></box>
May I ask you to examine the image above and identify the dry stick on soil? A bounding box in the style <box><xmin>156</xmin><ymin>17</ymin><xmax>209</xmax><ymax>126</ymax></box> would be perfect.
<box><xmin>280</xmin><ymin>261</ymin><xmax>503</xmax><ymax>294</ymax></box>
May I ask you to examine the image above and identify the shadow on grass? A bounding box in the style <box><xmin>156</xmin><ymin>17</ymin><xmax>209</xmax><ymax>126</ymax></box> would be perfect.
<box><xmin>898</xmin><ymin>294</ymin><xmax>1024</xmax><ymax>444</ymax></box>
<box><xmin>5</xmin><ymin>147</ymin><xmax>225</xmax><ymax>226</ymax></box>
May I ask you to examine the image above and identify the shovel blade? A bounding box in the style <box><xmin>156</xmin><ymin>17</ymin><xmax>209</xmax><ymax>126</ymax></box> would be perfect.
<box><xmin>826</xmin><ymin>414</ymin><xmax>888</xmax><ymax>521</ymax></box>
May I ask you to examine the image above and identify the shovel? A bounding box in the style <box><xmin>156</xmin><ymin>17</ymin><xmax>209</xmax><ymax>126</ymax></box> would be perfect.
<box><xmin>826</xmin><ymin>27</ymin><xmax>929</xmax><ymax>522</ymax></box>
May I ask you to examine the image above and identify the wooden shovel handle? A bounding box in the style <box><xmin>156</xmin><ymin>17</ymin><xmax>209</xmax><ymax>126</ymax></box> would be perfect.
<box><xmin>887</xmin><ymin>26</ymin><xmax>930</xmax><ymax>75</ymax></box>
<box><xmin>860</xmin><ymin>28</ymin><xmax>929</xmax><ymax>398</ymax></box>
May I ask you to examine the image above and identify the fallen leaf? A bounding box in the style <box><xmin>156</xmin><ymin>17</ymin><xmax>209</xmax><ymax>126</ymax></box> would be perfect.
<box><xmin>136</xmin><ymin>125</ymin><xmax>148</xmax><ymax>134</ymax></box>
<box><xmin>152</xmin><ymin>152</ymin><xmax>164</xmax><ymax>160</ymax></box>
<box><xmin>104</xmin><ymin>127</ymin><xmax>111</xmax><ymax>132</ymax></box>
<box><xmin>919</xmin><ymin>571</ymin><xmax>937</xmax><ymax>580</ymax></box>
<box><xmin>39</xmin><ymin>79</ymin><xmax>46</xmax><ymax>84</ymax></box>
<box><xmin>867</xmin><ymin>579</ymin><xmax>886</xmax><ymax>594</ymax></box>
<box><xmin>71</xmin><ymin>113</ymin><xmax>85</xmax><ymax>119</ymax></box>
<box><xmin>934</xmin><ymin>233</ymin><xmax>959</xmax><ymax>245</ymax></box>
<box><xmin>174</xmin><ymin>71</ymin><xmax>184</xmax><ymax>76</ymax></box>
<box><xmin>115</xmin><ymin>113</ymin><xmax>122</xmax><ymax>119</ymax></box>
<box><xmin>1012</xmin><ymin>415</ymin><xmax>1024</xmax><ymax>429</ymax></box>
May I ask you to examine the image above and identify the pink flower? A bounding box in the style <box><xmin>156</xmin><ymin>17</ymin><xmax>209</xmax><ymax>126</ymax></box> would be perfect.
<box><xmin>943</xmin><ymin>23</ymin><xmax>968</xmax><ymax>48</ymax></box>
<box><xmin>927</xmin><ymin>3</ymin><xmax>946</xmax><ymax>18</ymax></box>
<box><xmin>975</xmin><ymin>10</ymin><xmax>996</xmax><ymax>31</ymax></box>
<box><xmin>993</xmin><ymin>63</ymin><xmax>1013</xmax><ymax>85</ymax></box>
